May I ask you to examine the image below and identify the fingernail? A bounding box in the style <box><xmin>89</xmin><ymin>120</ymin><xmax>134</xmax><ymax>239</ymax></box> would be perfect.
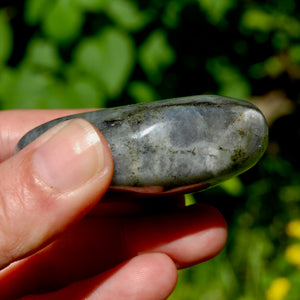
<box><xmin>33</xmin><ymin>119</ymin><xmax>104</xmax><ymax>192</ymax></box>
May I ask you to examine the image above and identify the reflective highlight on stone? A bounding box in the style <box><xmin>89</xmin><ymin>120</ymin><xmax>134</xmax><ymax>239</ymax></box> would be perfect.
<box><xmin>16</xmin><ymin>96</ymin><xmax>268</xmax><ymax>194</ymax></box>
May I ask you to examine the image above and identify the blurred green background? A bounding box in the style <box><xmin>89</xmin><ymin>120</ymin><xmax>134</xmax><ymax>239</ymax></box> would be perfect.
<box><xmin>0</xmin><ymin>0</ymin><xmax>299</xmax><ymax>299</ymax></box>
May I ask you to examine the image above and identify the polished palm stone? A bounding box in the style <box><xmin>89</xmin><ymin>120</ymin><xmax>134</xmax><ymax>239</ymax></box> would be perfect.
<box><xmin>15</xmin><ymin>95</ymin><xmax>268</xmax><ymax>194</ymax></box>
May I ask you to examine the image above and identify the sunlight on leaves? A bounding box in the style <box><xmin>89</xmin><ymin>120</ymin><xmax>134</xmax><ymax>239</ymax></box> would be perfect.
<box><xmin>128</xmin><ymin>81</ymin><xmax>158</xmax><ymax>103</ymax></box>
<box><xmin>74</xmin><ymin>27</ymin><xmax>135</xmax><ymax>98</ymax></box>
<box><xmin>241</xmin><ymin>8</ymin><xmax>275</xmax><ymax>32</ymax></box>
<box><xmin>67</xmin><ymin>76</ymin><xmax>106</xmax><ymax>107</ymax></box>
<box><xmin>220</xmin><ymin>177</ymin><xmax>244</xmax><ymax>197</ymax></box>
<box><xmin>266</xmin><ymin>277</ymin><xmax>291</xmax><ymax>300</ymax></box>
<box><xmin>184</xmin><ymin>194</ymin><xmax>196</xmax><ymax>206</ymax></box>
<box><xmin>0</xmin><ymin>68</ymin><xmax>54</xmax><ymax>109</ymax></box>
<box><xmin>24</xmin><ymin>39</ymin><xmax>62</xmax><ymax>70</ymax></box>
<box><xmin>286</xmin><ymin>220</ymin><xmax>300</xmax><ymax>239</ymax></box>
<box><xmin>42</xmin><ymin>0</ymin><xmax>84</xmax><ymax>44</ymax></box>
<box><xmin>139</xmin><ymin>29</ymin><xmax>175</xmax><ymax>84</ymax></box>
<box><xmin>106</xmin><ymin>0</ymin><xmax>151</xmax><ymax>32</ymax></box>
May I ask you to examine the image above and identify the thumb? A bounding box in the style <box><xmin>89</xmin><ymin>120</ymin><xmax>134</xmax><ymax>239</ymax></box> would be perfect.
<box><xmin>0</xmin><ymin>119</ymin><xmax>113</xmax><ymax>269</ymax></box>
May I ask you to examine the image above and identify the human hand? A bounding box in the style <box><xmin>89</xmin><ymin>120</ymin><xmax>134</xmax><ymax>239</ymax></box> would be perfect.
<box><xmin>0</xmin><ymin>110</ymin><xmax>227</xmax><ymax>299</ymax></box>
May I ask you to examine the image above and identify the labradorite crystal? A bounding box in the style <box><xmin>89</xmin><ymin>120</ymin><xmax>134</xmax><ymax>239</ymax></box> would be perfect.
<box><xmin>16</xmin><ymin>95</ymin><xmax>268</xmax><ymax>194</ymax></box>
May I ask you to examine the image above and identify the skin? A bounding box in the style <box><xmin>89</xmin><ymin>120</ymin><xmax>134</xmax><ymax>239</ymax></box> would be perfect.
<box><xmin>0</xmin><ymin>110</ymin><xmax>227</xmax><ymax>300</ymax></box>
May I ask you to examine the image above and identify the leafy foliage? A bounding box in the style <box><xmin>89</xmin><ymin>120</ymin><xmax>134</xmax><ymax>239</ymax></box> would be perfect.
<box><xmin>0</xmin><ymin>0</ymin><xmax>299</xmax><ymax>299</ymax></box>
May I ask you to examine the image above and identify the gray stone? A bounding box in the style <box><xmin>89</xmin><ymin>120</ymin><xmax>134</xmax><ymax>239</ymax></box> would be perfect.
<box><xmin>15</xmin><ymin>95</ymin><xmax>268</xmax><ymax>195</ymax></box>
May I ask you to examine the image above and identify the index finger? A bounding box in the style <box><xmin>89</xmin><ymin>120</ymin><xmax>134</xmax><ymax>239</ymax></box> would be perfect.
<box><xmin>0</xmin><ymin>109</ymin><xmax>94</xmax><ymax>162</ymax></box>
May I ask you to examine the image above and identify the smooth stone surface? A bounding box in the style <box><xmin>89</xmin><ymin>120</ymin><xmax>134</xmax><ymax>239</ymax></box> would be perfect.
<box><xmin>16</xmin><ymin>95</ymin><xmax>268</xmax><ymax>195</ymax></box>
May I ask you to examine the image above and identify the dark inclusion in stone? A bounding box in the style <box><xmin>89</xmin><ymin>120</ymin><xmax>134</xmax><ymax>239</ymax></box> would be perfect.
<box><xmin>16</xmin><ymin>95</ymin><xmax>268</xmax><ymax>195</ymax></box>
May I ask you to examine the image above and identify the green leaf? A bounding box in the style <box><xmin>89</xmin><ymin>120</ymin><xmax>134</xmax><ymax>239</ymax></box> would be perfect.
<box><xmin>279</xmin><ymin>185</ymin><xmax>300</xmax><ymax>203</ymax></box>
<box><xmin>162</xmin><ymin>1</ymin><xmax>183</xmax><ymax>28</ymax></box>
<box><xmin>241</xmin><ymin>8</ymin><xmax>275</xmax><ymax>32</ymax></box>
<box><xmin>0</xmin><ymin>10</ymin><xmax>13</xmax><ymax>64</ymax></box>
<box><xmin>67</xmin><ymin>76</ymin><xmax>106</xmax><ymax>107</ymax></box>
<box><xmin>39</xmin><ymin>80</ymin><xmax>105</xmax><ymax>109</ymax></box>
<box><xmin>264</xmin><ymin>56</ymin><xmax>284</xmax><ymax>77</ymax></box>
<box><xmin>42</xmin><ymin>0</ymin><xmax>84</xmax><ymax>44</ymax></box>
<box><xmin>139</xmin><ymin>29</ymin><xmax>175</xmax><ymax>84</ymax></box>
<box><xmin>128</xmin><ymin>81</ymin><xmax>158</xmax><ymax>103</ymax></box>
<box><xmin>33</xmin><ymin>82</ymin><xmax>69</xmax><ymax>108</ymax></box>
<box><xmin>0</xmin><ymin>66</ymin><xmax>14</xmax><ymax>104</ymax></box>
<box><xmin>250</xmin><ymin>55</ymin><xmax>285</xmax><ymax>78</ymax></box>
<box><xmin>74</xmin><ymin>27</ymin><xmax>135</xmax><ymax>98</ymax></box>
<box><xmin>272</xmin><ymin>32</ymin><xmax>290</xmax><ymax>51</ymax></box>
<box><xmin>24</xmin><ymin>0</ymin><xmax>52</xmax><ymax>25</ymax></box>
<box><xmin>277</xmin><ymin>14</ymin><xmax>300</xmax><ymax>39</ymax></box>
<box><xmin>206</xmin><ymin>57</ymin><xmax>251</xmax><ymax>98</ymax></box>
<box><xmin>73</xmin><ymin>0</ymin><xmax>108</xmax><ymax>11</ymax></box>
<box><xmin>0</xmin><ymin>68</ymin><xmax>55</xmax><ymax>109</ymax></box>
<box><xmin>288</xmin><ymin>44</ymin><xmax>300</xmax><ymax>64</ymax></box>
<box><xmin>0</xmin><ymin>66</ymin><xmax>104</xmax><ymax>109</ymax></box>
<box><xmin>184</xmin><ymin>194</ymin><xmax>197</xmax><ymax>206</ymax></box>
<box><xmin>106</xmin><ymin>0</ymin><xmax>150</xmax><ymax>31</ymax></box>
<box><xmin>198</xmin><ymin>0</ymin><xmax>236</xmax><ymax>25</ymax></box>
<box><xmin>220</xmin><ymin>177</ymin><xmax>244</xmax><ymax>197</ymax></box>
<box><xmin>24</xmin><ymin>39</ymin><xmax>62</xmax><ymax>70</ymax></box>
